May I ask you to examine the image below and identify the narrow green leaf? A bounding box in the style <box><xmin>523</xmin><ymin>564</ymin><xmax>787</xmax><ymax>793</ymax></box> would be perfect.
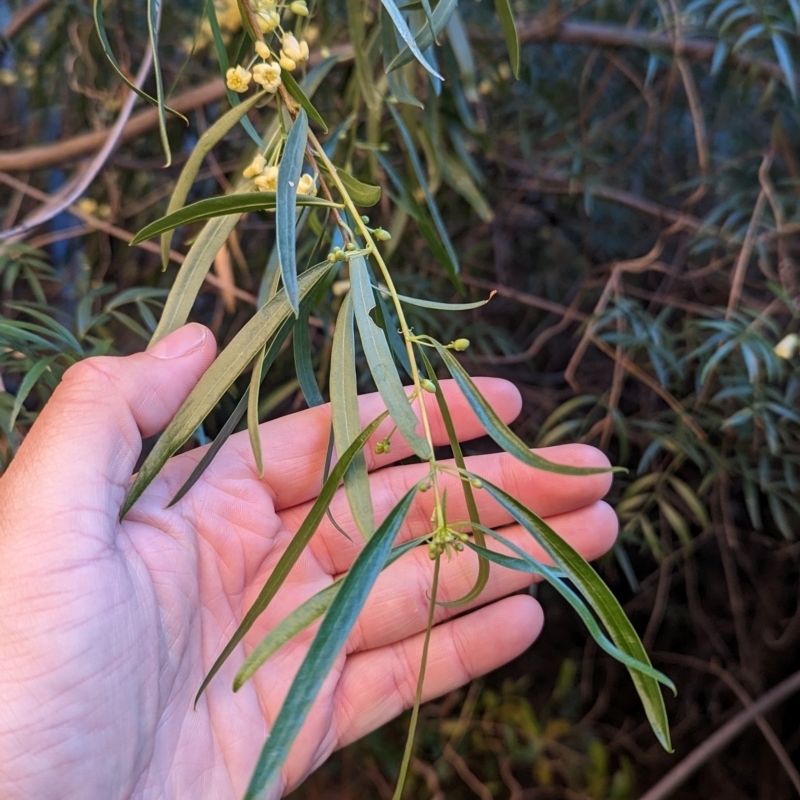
<box><xmin>387</xmin><ymin>0</ymin><xmax>457</xmax><ymax>72</ymax></box>
<box><xmin>465</xmin><ymin>534</ymin><xmax>675</xmax><ymax>690</ymax></box>
<box><xmin>772</xmin><ymin>33</ymin><xmax>798</xmax><ymax>102</ymax></box>
<box><xmin>331</xmin><ymin>292</ymin><xmax>375</xmax><ymax>540</ymax></box>
<box><xmin>440</xmin><ymin>149</ymin><xmax>494</xmax><ymax>222</ymax></box>
<box><xmin>235</xmin><ymin>582</ymin><xmax>340</xmax><ymax>690</ymax></box>
<box><xmin>667</xmin><ymin>475</ymin><xmax>710</xmax><ymax>530</ymax></box>
<box><xmin>196</xmin><ymin>410</ymin><xmax>390</xmax><ymax>705</ymax></box>
<box><xmin>277</xmin><ymin>110</ymin><xmax>309</xmax><ymax>315</ymax></box>
<box><xmin>445</xmin><ymin>10</ymin><xmax>477</xmax><ymax>100</ymax></box>
<box><xmin>433</xmin><ymin>342</ymin><xmax>622</xmax><ymax>477</ymax></box>
<box><xmin>247</xmin><ymin>344</ymin><xmax>266</xmax><ymax>475</ymax></box>
<box><xmin>419</xmin><ymin>348</ymin><xmax>488</xmax><ymax>606</ymax></box>
<box><xmin>123</xmin><ymin>263</ymin><xmax>332</xmax><ymax>517</ymax></box>
<box><xmin>479</xmin><ymin>479</ymin><xmax>673</xmax><ymax>751</ymax></box>
<box><xmin>161</xmin><ymin>90</ymin><xmax>267</xmax><ymax>267</ymax></box>
<box><xmin>351</xmin><ymin>257</ymin><xmax>431</xmax><ymax>460</ymax></box>
<box><xmin>243</xmin><ymin>485</ymin><xmax>419</xmax><ymax>799</ymax></box>
<box><xmin>150</xmin><ymin>212</ymin><xmax>242</xmax><ymax>344</ymax></box>
<box><xmin>93</xmin><ymin>0</ymin><xmax>187</xmax><ymax>125</ymax></box>
<box><xmin>387</xmin><ymin>104</ymin><xmax>460</xmax><ymax>283</ymax></box>
<box><xmin>381</xmin><ymin>6</ymin><xmax>424</xmax><ymax>108</ymax></box>
<box><xmin>379</xmin><ymin>0</ymin><xmax>443</xmax><ymax>79</ymax></box>
<box><xmin>318</xmin><ymin>164</ymin><xmax>382</xmax><ymax>206</ymax></box>
<box><xmin>494</xmin><ymin>0</ymin><xmax>520</xmax><ymax>78</ymax></box>
<box><xmin>233</xmin><ymin>533</ymin><xmax>429</xmax><ymax>690</ymax></box>
<box><xmin>373</xmin><ymin>284</ymin><xmax>412</xmax><ymax>379</ymax></box>
<box><xmin>281</xmin><ymin>69</ymin><xmax>329</xmax><ymax>131</ymax></box>
<box><xmin>8</xmin><ymin>355</ymin><xmax>56</xmax><ymax>429</ymax></box>
<box><xmin>168</xmin><ymin>315</ymin><xmax>295</xmax><ymax>506</ymax></box>
<box><xmin>132</xmin><ymin>191</ymin><xmax>337</xmax><ymax>244</ymax></box>
<box><xmin>376</xmin><ymin>152</ymin><xmax>456</xmax><ymax>276</ymax></box>
<box><xmin>379</xmin><ymin>285</ymin><xmax>493</xmax><ymax>311</ymax></box>
<box><xmin>146</xmin><ymin>0</ymin><xmax>171</xmax><ymax>165</ymax></box>
<box><xmin>293</xmin><ymin>310</ymin><xmax>324</xmax><ymax>407</ymax></box>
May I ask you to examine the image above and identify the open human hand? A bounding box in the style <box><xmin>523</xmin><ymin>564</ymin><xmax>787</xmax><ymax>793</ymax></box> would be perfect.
<box><xmin>0</xmin><ymin>323</ymin><xmax>617</xmax><ymax>799</ymax></box>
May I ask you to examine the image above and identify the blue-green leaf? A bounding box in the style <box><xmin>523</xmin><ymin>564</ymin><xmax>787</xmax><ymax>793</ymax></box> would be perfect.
<box><xmin>243</xmin><ymin>485</ymin><xmax>419</xmax><ymax>799</ymax></box>
<box><xmin>277</xmin><ymin>109</ymin><xmax>309</xmax><ymax>315</ymax></box>
<box><xmin>379</xmin><ymin>0</ymin><xmax>443</xmax><ymax>79</ymax></box>
<box><xmin>351</xmin><ymin>257</ymin><xmax>432</xmax><ymax>460</ymax></box>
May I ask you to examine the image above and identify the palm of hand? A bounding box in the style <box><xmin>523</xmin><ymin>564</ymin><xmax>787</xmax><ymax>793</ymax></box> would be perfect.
<box><xmin>0</xmin><ymin>337</ymin><xmax>616</xmax><ymax>800</ymax></box>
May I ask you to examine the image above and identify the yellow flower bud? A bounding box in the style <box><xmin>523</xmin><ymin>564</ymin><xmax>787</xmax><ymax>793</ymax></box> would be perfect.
<box><xmin>296</xmin><ymin>173</ymin><xmax>317</xmax><ymax>196</ymax></box>
<box><xmin>243</xmin><ymin>153</ymin><xmax>267</xmax><ymax>179</ymax></box>
<box><xmin>255</xmin><ymin>41</ymin><xmax>271</xmax><ymax>60</ymax></box>
<box><xmin>279</xmin><ymin>54</ymin><xmax>297</xmax><ymax>72</ymax></box>
<box><xmin>289</xmin><ymin>0</ymin><xmax>309</xmax><ymax>15</ymax></box>
<box><xmin>451</xmin><ymin>338</ymin><xmax>470</xmax><ymax>351</ymax></box>
<box><xmin>256</xmin><ymin>9</ymin><xmax>281</xmax><ymax>32</ymax></box>
<box><xmin>281</xmin><ymin>33</ymin><xmax>309</xmax><ymax>66</ymax></box>
<box><xmin>254</xmin><ymin>165</ymin><xmax>279</xmax><ymax>192</ymax></box>
<box><xmin>252</xmin><ymin>61</ymin><xmax>282</xmax><ymax>92</ymax></box>
<box><xmin>774</xmin><ymin>333</ymin><xmax>799</xmax><ymax>360</ymax></box>
<box><xmin>226</xmin><ymin>65</ymin><xmax>252</xmax><ymax>93</ymax></box>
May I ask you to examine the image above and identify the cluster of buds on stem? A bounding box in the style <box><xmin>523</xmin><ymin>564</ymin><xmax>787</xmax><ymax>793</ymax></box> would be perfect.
<box><xmin>279</xmin><ymin>33</ymin><xmax>310</xmax><ymax>71</ymax></box>
<box><xmin>427</xmin><ymin>525</ymin><xmax>470</xmax><ymax>559</ymax></box>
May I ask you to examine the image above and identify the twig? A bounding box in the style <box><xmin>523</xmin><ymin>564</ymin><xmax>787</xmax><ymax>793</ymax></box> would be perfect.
<box><xmin>656</xmin><ymin>652</ymin><xmax>800</xmax><ymax>797</ymax></box>
<box><xmin>726</xmin><ymin>153</ymin><xmax>771</xmax><ymax>318</ymax></box>
<box><xmin>0</xmin><ymin>170</ymin><xmax>256</xmax><ymax>304</ymax></box>
<box><xmin>2</xmin><ymin>0</ymin><xmax>53</xmax><ymax>39</ymax></box>
<box><xmin>1</xmin><ymin>46</ymin><xmax>155</xmax><ymax>241</ymax></box>
<box><xmin>639</xmin><ymin>668</ymin><xmax>800</xmax><ymax>800</ymax></box>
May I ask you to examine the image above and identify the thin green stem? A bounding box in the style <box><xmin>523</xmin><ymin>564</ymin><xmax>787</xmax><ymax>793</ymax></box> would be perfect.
<box><xmin>391</xmin><ymin>554</ymin><xmax>440</xmax><ymax>800</ymax></box>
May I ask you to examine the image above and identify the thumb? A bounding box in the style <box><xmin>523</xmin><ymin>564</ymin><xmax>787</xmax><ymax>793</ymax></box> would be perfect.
<box><xmin>1</xmin><ymin>323</ymin><xmax>216</xmax><ymax>524</ymax></box>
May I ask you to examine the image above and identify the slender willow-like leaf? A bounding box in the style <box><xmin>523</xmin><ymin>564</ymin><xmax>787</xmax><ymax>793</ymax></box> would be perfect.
<box><xmin>146</xmin><ymin>0</ymin><xmax>170</xmax><ymax>165</ymax></box>
<box><xmin>234</xmin><ymin>533</ymin><xmax>430</xmax><ymax>689</ymax></box>
<box><xmin>351</xmin><ymin>257</ymin><xmax>431</xmax><ymax>460</ymax></box>
<box><xmin>132</xmin><ymin>192</ymin><xmax>336</xmax><ymax>243</ymax></box>
<box><xmin>331</xmin><ymin>292</ymin><xmax>375</xmax><ymax>540</ymax></box>
<box><xmin>387</xmin><ymin>0</ymin><xmax>457</xmax><ymax>72</ymax></box>
<box><xmin>196</xmin><ymin>410</ymin><xmax>390</xmax><ymax>705</ymax></box>
<box><xmin>243</xmin><ymin>485</ymin><xmax>419</xmax><ymax>800</ymax></box>
<box><xmin>160</xmin><ymin>90</ymin><xmax>266</xmax><ymax>267</ymax></box>
<box><xmin>465</xmin><ymin>532</ymin><xmax>675</xmax><ymax>689</ymax></box>
<box><xmin>247</xmin><ymin>344</ymin><xmax>266</xmax><ymax>475</ymax></box>
<box><xmin>433</xmin><ymin>342</ymin><xmax>622</xmax><ymax>477</ymax></box>
<box><xmin>168</xmin><ymin>315</ymin><xmax>295</xmax><ymax>506</ymax></box>
<box><xmin>376</xmin><ymin>152</ymin><xmax>455</xmax><ymax>275</ymax></box>
<box><xmin>281</xmin><ymin>69</ymin><xmax>329</xmax><ymax>131</ymax></box>
<box><xmin>293</xmin><ymin>309</ymin><xmax>324</xmax><ymax>407</ymax></box>
<box><xmin>477</xmin><ymin>478</ymin><xmax>673</xmax><ymax>751</ymax></box>
<box><xmin>380</xmin><ymin>286</ymin><xmax>493</xmax><ymax>311</ymax></box>
<box><xmin>379</xmin><ymin>0</ymin><xmax>442</xmax><ymax>79</ymax></box>
<box><xmin>494</xmin><ymin>0</ymin><xmax>520</xmax><ymax>78</ymax></box>
<box><xmin>9</xmin><ymin>355</ymin><xmax>56</xmax><ymax>429</ymax></box>
<box><xmin>373</xmin><ymin>285</ymin><xmax>412</xmax><ymax>378</ymax></box>
<box><xmin>387</xmin><ymin>104</ymin><xmax>460</xmax><ymax>283</ymax></box>
<box><xmin>123</xmin><ymin>263</ymin><xmax>332</xmax><ymax>517</ymax></box>
<box><xmin>381</xmin><ymin>6</ymin><xmax>423</xmax><ymax>108</ymax></box>
<box><xmin>277</xmin><ymin>110</ymin><xmax>309</xmax><ymax>315</ymax></box>
<box><xmin>318</xmin><ymin>163</ymin><xmax>382</xmax><ymax>206</ymax></box>
<box><xmin>418</xmin><ymin>347</ymin><xmax>488</xmax><ymax>606</ymax></box>
<box><xmin>92</xmin><ymin>0</ymin><xmax>187</xmax><ymax>124</ymax></box>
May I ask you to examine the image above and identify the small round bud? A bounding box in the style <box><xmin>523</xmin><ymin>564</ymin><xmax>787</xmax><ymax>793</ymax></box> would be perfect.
<box><xmin>420</xmin><ymin>378</ymin><xmax>436</xmax><ymax>393</ymax></box>
<box><xmin>374</xmin><ymin>441</ymin><xmax>385</xmax><ymax>455</ymax></box>
<box><xmin>469</xmin><ymin>477</ymin><xmax>483</xmax><ymax>489</ymax></box>
<box><xmin>373</xmin><ymin>227</ymin><xmax>392</xmax><ymax>242</ymax></box>
<box><xmin>361</xmin><ymin>215</ymin><xmax>370</xmax><ymax>223</ymax></box>
<box><xmin>344</xmin><ymin>242</ymin><xmax>356</xmax><ymax>252</ymax></box>
<box><xmin>451</xmin><ymin>338</ymin><xmax>470</xmax><ymax>351</ymax></box>
<box><xmin>255</xmin><ymin>41</ymin><xmax>271</xmax><ymax>60</ymax></box>
<box><xmin>289</xmin><ymin>0</ymin><xmax>309</xmax><ymax>15</ymax></box>
<box><xmin>327</xmin><ymin>252</ymin><xmax>338</xmax><ymax>263</ymax></box>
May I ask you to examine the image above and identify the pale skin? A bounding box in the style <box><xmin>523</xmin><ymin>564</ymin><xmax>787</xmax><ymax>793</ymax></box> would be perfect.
<box><xmin>0</xmin><ymin>323</ymin><xmax>618</xmax><ymax>799</ymax></box>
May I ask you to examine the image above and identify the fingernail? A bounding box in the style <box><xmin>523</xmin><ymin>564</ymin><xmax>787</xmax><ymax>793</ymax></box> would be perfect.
<box><xmin>148</xmin><ymin>324</ymin><xmax>208</xmax><ymax>359</ymax></box>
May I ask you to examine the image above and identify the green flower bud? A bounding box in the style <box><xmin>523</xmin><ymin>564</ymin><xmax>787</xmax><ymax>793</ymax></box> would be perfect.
<box><xmin>451</xmin><ymin>338</ymin><xmax>470</xmax><ymax>351</ymax></box>
<box><xmin>420</xmin><ymin>378</ymin><xmax>436</xmax><ymax>393</ymax></box>
<box><xmin>469</xmin><ymin>477</ymin><xmax>483</xmax><ymax>489</ymax></box>
<box><xmin>373</xmin><ymin>228</ymin><xmax>392</xmax><ymax>241</ymax></box>
<box><xmin>361</xmin><ymin>215</ymin><xmax>370</xmax><ymax>223</ymax></box>
<box><xmin>289</xmin><ymin>0</ymin><xmax>309</xmax><ymax>15</ymax></box>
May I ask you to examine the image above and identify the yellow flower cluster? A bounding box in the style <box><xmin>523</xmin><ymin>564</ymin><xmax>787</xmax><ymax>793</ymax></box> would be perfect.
<box><xmin>242</xmin><ymin>154</ymin><xmax>317</xmax><ymax>197</ymax></box>
<box><xmin>279</xmin><ymin>33</ymin><xmax>309</xmax><ymax>72</ymax></box>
